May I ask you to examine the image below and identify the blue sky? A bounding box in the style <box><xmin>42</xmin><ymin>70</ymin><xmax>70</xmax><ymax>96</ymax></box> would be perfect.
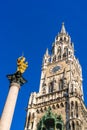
<box><xmin>0</xmin><ymin>0</ymin><xmax>87</xmax><ymax>130</ymax></box>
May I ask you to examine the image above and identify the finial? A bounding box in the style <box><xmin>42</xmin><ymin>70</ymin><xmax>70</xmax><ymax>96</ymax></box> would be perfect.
<box><xmin>61</xmin><ymin>22</ymin><xmax>66</xmax><ymax>34</ymax></box>
<box><xmin>45</xmin><ymin>48</ymin><xmax>49</xmax><ymax>56</ymax></box>
<box><xmin>17</xmin><ymin>55</ymin><xmax>28</xmax><ymax>74</ymax></box>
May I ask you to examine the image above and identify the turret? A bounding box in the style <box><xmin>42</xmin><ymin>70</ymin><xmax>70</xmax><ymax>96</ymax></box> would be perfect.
<box><xmin>42</xmin><ymin>48</ymin><xmax>50</xmax><ymax>69</ymax></box>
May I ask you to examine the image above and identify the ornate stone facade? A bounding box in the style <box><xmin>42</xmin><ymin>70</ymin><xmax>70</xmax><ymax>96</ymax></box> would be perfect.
<box><xmin>24</xmin><ymin>23</ymin><xmax>87</xmax><ymax>130</ymax></box>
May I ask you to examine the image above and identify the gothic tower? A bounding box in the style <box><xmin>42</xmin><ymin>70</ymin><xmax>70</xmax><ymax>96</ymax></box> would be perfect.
<box><xmin>24</xmin><ymin>23</ymin><xmax>87</xmax><ymax>130</ymax></box>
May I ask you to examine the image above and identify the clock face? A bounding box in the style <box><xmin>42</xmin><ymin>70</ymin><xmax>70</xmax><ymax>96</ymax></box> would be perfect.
<box><xmin>52</xmin><ymin>66</ymin><xmax>61</xmax><ymax>73</ymax></box>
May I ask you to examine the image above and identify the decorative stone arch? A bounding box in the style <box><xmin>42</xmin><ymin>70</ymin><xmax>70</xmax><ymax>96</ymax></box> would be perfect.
<box><xmin>37</xmin><ymin>107</ymin><xmax>64</xmax><ymax>130</ymax></box>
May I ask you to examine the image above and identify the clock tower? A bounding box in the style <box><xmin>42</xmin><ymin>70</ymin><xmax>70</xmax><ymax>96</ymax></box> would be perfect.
<box><xmin>25</xmin><ymin>23</ymin><xmax>87</xmax><ymax>130</ymax></box>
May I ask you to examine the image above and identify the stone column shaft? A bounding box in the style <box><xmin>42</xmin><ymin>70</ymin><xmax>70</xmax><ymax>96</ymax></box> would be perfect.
<box><xmin>0</xmin><ymin>83</ymin><xmax>20</xmax><ymax>130</ymax></box>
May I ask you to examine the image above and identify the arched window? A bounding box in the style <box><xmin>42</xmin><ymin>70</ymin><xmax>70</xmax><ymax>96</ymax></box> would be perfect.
<box><xmin>60</xmin><ymin>37</ymin><xmax>62</xmax><ymax>41</ymax></box>
<box><xmin>72</xmin><ymin>121</ymin><xmax>75</xmax><ymax>130</ymax></box>
<box><xmin>59</xmin><ymin>79</ymin><xmax>63</xmax><ymax>90</ymax></box>
<box><xmin>63</xmin><ymin>47</ymin><xmax>68</xmax><ymax>58</ymax></box>
<box><xmin>75</xmin><ymin>101</ymin><xmax>78</xmax><ymax>117</ymax></box>
<box><xmin>52</xmin><ymin>104</ymin><xmax>56</xmax><ymax>109</ymax></box>
<box><xmin>60</xmin><ymin>103</ymin><xmax>64</xmax><ymax>107</ymax></box>
<box><xmin>44</xmin><ymin>107</ymin><xmax>47</xmax><ymax>111</ymax></box>
<box><xmin>49</xmin><ymin>82</ymin><xmax>54</xmax><ymax>93</ymax></box>
<box><xmin>56</xmin><ymin>104</ymin><xmax>60</xmax><ymax>108</ymax></box>
<box><xmin>71</xmin><ymin>101</ymin><xmax>74</xmax><ymax>109</ymax></box>
<box><xmin>71</xmin><ymin>84</ymin><xmax>74</xmax><ymax>95</ymax></box>
<box><xmin>57</xmin><ymin>47</ymin><xmax>61</xmax><ymax>60</ymax></box>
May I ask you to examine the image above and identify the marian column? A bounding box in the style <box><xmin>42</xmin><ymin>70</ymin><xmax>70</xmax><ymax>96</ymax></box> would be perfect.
<box><xmin>0</xmin><ymin>56</ymin><xmax>28</xmax><ymax>130</ymax></box>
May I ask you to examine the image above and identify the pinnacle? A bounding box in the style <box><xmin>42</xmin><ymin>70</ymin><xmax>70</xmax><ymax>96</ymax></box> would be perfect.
<box><xmin>61</xmin><ymin>22</ymin><xmax>66</xmax><ymax>34</ymax></box>
<box><xmin>45</xmin><ymin>48</ymin><xmax>49</xmax><ymax>56</ymax></box>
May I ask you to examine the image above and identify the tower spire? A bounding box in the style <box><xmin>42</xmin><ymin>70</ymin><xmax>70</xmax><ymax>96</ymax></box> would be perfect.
<box><xmin>61</xmin><ymin>22</ymin><xmax>66</xmax><ymax>34</ymax></box>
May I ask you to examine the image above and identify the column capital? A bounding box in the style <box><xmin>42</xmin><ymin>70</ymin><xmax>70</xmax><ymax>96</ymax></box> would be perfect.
<box><xmin>7</xmin><ymin>71</ymin><xmax>27</xmax><ymax>86</ymax></box>
<box><xmin>10</xmin><ymin>82</ymin><xmax>20</xmax><ymax>89</ymax></box>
